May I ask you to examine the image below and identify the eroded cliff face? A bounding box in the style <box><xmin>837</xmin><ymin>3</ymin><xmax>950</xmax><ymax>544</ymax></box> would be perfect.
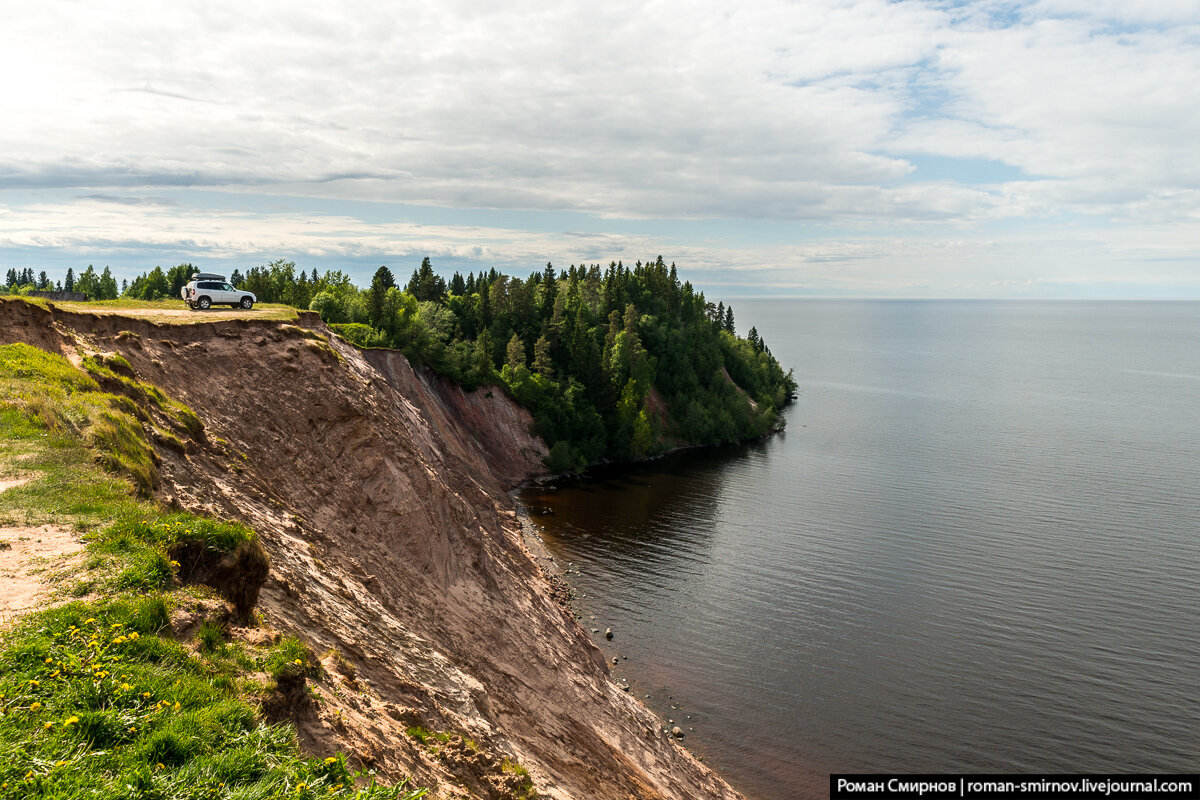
<box><xmin>0</xmin><ymin>299</ymin><xmax>743</xmax><ymax>800</ymax></box>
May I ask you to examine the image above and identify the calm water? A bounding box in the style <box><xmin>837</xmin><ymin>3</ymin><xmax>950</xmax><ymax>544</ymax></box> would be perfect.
<box><xmin>518</xmin><ymin>301</ymin><xmax>1200</xmax><ymax>800</ymax></box>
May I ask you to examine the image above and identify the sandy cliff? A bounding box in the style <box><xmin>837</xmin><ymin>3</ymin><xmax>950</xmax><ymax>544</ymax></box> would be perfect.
<box><xmin>0</xmin><ymin>299</ymin><xmax>744</xmax><ymax>800</ymax></box>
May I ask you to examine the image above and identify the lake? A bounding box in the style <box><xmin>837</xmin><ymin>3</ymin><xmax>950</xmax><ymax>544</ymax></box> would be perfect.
<box><xmin>518</xmin><ymin>300</ymin><xmax>1200</xmax><ymax>800</ymax></box>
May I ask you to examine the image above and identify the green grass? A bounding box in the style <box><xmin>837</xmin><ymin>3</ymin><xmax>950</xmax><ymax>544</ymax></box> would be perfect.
<box><xmin>0</xmin><ymin>340</ymin><xmax>426</xmax><ymax>799</ymax></box>
<box><xmin>501</xmin><ymin>758</ymin><xmax>538</xmax><ymax>800</ymax></box>
<box><xmin>0</xmin><ymin>599</ymin><xmax>426</xmax><ymax>800</ymax></box>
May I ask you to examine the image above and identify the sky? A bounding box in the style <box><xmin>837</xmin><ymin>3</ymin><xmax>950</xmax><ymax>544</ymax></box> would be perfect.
<box><xmin>1</xmin><ymin>0</ymin><xmax>1198</xmax><ymax>298</ymax></box>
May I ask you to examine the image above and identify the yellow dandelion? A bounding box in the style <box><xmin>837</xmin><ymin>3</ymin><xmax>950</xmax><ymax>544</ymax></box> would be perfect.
<box><xmin>29</xmin><ymin>702</ymin><xmax>42</xmax><ymax>711</ymax></box>
<box><xmin>28</xmin><ymin>679</ymin><xmax>39</xmax><ymax>687</ymax></box>
<box><xmin>44</xmin><ymin>657</ymin><xmax>53</xmax><ymax>664</ymax></box>
<box><xmin>294</xmin><ymin>659</ymin><xmax>303</xmax><ymax>665</ymax></box>
<box><xmin>64</xmin><ymin>716</ymin><xmax>79</xmax><ymax>725</ymax></box>
<box><xmin>324</xmin><ymin>757</ymin><xmax>338</xmax><ymax>764</ymax></box>
<box><xmin>43</xmin><ymin>722</ymin><xmax>53</xmax><ymax>730</ymax></box>
<box><xmin>129</xmin><ymin>632</ymin><xmax>140</xmax><ymax>640</ymax></box>
<box><xmin>84</xmin><ymin>618</ymin><xmax>96</xmax><ymax>624</ymax></box>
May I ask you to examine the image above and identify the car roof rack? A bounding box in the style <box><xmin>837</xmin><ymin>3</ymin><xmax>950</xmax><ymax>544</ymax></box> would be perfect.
<box><xmin>190</xmin><ymin>272</ymin><xmax>227</xmax><ymax>281</ymax></box>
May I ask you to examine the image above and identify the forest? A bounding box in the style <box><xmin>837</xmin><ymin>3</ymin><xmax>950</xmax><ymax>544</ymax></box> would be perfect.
<box><xmin>4</xmin><ymin>258</ymin><xmax>796</xmax><ymax>471</ymax></box>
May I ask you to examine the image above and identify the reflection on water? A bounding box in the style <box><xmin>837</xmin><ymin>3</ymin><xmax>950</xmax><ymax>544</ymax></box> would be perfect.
<box><xmin>520</xmin><ymin>301</ymin><xmax>1200</xmax><ymax>800</ymax></box>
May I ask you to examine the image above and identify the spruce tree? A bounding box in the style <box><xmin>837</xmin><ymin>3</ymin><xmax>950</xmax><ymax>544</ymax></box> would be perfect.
<box><xmin>368</xmin><ymin>266</ymin><xmax>396</xmax><ymax>328</ymax></box>
<box><xmin>506</xmin><ymin>333</ymin><xmax>526</xmax><ymax>371</ymax></box>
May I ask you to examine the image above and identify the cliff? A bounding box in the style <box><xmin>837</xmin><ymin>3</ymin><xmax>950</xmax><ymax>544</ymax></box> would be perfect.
<box><xmin>0</xmin><ymin>298</ymin><xmax>744</xmax><ymax>800</ymax></box>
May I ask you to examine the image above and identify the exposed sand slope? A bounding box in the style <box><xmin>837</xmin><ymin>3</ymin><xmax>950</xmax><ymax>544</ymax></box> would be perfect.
<box><xmin>0</xmin><ymin>299</ymin><xmax>743</xmax><ymax>800</ymax></box>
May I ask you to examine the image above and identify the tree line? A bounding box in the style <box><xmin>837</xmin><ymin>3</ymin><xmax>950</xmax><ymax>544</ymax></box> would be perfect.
<box><xmin>4</xmin><ymin>257</ymin><xmax>796</xmax><ymax>471</ymax></box>
<box><xmin>306</xmin><ymin>255</ymin><xmax>794</xmax><ymax>470</ymax></box>
<box><xmin>4</xmin><ymin>266</ymin><xmax>120</xmax><ymax>299</ymax></box>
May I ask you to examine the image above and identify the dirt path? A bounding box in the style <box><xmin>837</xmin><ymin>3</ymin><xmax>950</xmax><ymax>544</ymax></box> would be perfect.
<box><xmin>52</xmin><ymin>304</ymin><xmax>291</xmax><ymax>323</ymax></box>
<box><xmin>0</xmin><ymin>524</ymin><xmax>84</xmax><ymax>625</ymax></box>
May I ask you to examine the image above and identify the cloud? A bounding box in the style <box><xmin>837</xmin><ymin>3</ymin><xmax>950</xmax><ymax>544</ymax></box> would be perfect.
<box><xmin>0</xmin><ymin>1</ymin><xmax>1196</xmax><ymax>295</ymax></box>
<box><xmin>78</xmin><ymin>194</ymin><xmax>180</xmax><ymax>207</ymax></box>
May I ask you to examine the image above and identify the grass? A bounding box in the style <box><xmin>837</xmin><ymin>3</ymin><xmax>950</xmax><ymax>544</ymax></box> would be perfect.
<box><xmin>500</xmin><ymin>758</ymin><xmax>538</xmax><ymax>800</ymax></box>
<box><xmin>0</xmin><ymin>340</ymin><xmax>427</xmax><ymax>799</ymax></box>
<box><xmin>0</xmin><ymin>598</ymin><xmax>426</xmax><ymax>800</ymax></box>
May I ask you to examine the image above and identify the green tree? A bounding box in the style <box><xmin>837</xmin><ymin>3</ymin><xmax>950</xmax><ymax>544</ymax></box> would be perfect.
<box><xmin>166</xmin><ymin>264</ymin><xmax>194</xmax><ymax>299</ymax></box>
<box><xmin>474</xmin><ymin>328</ymin><xmax>495</xmax><ymax>383</ymax></box>
<box><xmin>368</xmin><ymin>266</ymin><xmax>396</xmax><ymax>328</ymax></box>
<box><xmin>75</xmin><ymin>265</ymin><xmax>99</xmax><ymax>298</ymax></box>
<box><xmin>532</xmin><ymin>335</ymin><xmax>554</xmax><ymax>378</ymax></box>
<box><xmin>505</xmin><ymin>333</ymin><xmax>526</xmax><ymax>372</ymax></box>
<box><xmin>98</xmin><ymin>266</ymin><xmax>119</xmax><ymax>300</ymax></box>
<box><xmin>406</xmin><ymin>257</ymin><xmax>447</xmax><ymax>303</ymax></box>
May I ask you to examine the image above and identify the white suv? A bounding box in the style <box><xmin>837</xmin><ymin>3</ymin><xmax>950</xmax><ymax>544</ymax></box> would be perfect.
<box><xmin>182</xmin><ymin>273</ymin><xmax>256</xmax><ymax>310</ymax></box>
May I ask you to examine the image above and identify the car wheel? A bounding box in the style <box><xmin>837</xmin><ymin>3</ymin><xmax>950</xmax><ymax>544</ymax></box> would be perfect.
<box><xmin>197</xmin><ymin>297</ymin><xmax>211</xmax><ymax>310</ymax></box>
<box><xmin>240</xmin><ymin>297</ymin><xmax>253</xmax><ymax>309</ymax></box>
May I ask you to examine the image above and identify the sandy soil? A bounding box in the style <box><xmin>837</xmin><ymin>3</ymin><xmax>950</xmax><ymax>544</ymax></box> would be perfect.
<box><xmin>0</xmin><ymin>524</ymin><xmax>84</xmax><ymax>624</ymax></box>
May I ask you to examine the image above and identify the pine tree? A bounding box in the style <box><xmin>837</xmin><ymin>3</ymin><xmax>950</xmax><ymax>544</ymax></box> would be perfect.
<box><xmin>505</xmin><ymin>333</ymin><xmax>526</xmax><ymax>371</ymax></box>
<box><xmin>533</xmin><ymin>335</ymin><xmax>554</xmax><ymax>378</ymax></box>
<box><xmin>368</xmin><ymin>266</ymin><xmax>396</xmax><ymax>328</ymax></box>
<box><xmin>724</xmin><ymin>304</ymin><xmax>735</xmax><ymax>335</ymax></box>
<box><xmin>406</xmin><ymin>257</ymin><xmax>446</xmax><ymax>303</ymax></box>
<box><xmin>474</xmin><ymin>328</ymin><xmax>495</xmax><ymax>381</ymax></box>
<box><xmin>98</xmin><ymin>266</ymin><xmax>118</xmax><ymax>298</ymax></box>
<box><xmin>64</xmin><ymin>268</ymin><xmax>75</xmax><ymax>292</ymax></box>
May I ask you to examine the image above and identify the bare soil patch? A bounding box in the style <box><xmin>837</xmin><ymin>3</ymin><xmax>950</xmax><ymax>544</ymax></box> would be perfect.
<box><xmin>0</xmin><ymin>476</ymin><xmax>32</xmax><ymax>493</ymax></box>
<box><xmin>0</xmin><ymin>525</ymin><xmax>84</xmax><ymax>624</ymax></box>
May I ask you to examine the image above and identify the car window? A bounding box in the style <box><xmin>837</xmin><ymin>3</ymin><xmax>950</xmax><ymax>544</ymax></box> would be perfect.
<box><xmin>222</xmin><ymin>284</ymin><xmax>234</xmax><ymax>291</ymax></box>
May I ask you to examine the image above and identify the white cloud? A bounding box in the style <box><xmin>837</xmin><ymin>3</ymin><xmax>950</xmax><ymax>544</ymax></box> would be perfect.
<box><xmin>0</xmin><ymin>1</ymin><xmax>1197</xmax><ymax>294</ymax></box>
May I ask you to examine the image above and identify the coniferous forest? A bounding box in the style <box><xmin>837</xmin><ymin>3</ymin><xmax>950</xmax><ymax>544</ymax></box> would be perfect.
<box><xmin>6</xmin><ymin>257</ymin><xmax>796</xmax><ymax>472</ymax></box>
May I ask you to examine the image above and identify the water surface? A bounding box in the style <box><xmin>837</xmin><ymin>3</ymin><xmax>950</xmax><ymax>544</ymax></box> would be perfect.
<box><xmin>519</xmin><ymin>301</ymin><xmax>1200</xmax><ymax>800</ymax></box>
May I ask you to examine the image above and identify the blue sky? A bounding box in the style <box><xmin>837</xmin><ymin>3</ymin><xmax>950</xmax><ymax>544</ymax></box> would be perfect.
<box><xmin>1</xmin><ymin>0</ymin><xmax>1198</xmax><ymax>297</ymax></box>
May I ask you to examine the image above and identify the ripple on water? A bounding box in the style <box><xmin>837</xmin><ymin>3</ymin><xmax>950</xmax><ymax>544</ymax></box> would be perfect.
<box><xmin>521</xmin><ymin>301</ymin><xmax>1200</xmax><ymax>800</ymax></box>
